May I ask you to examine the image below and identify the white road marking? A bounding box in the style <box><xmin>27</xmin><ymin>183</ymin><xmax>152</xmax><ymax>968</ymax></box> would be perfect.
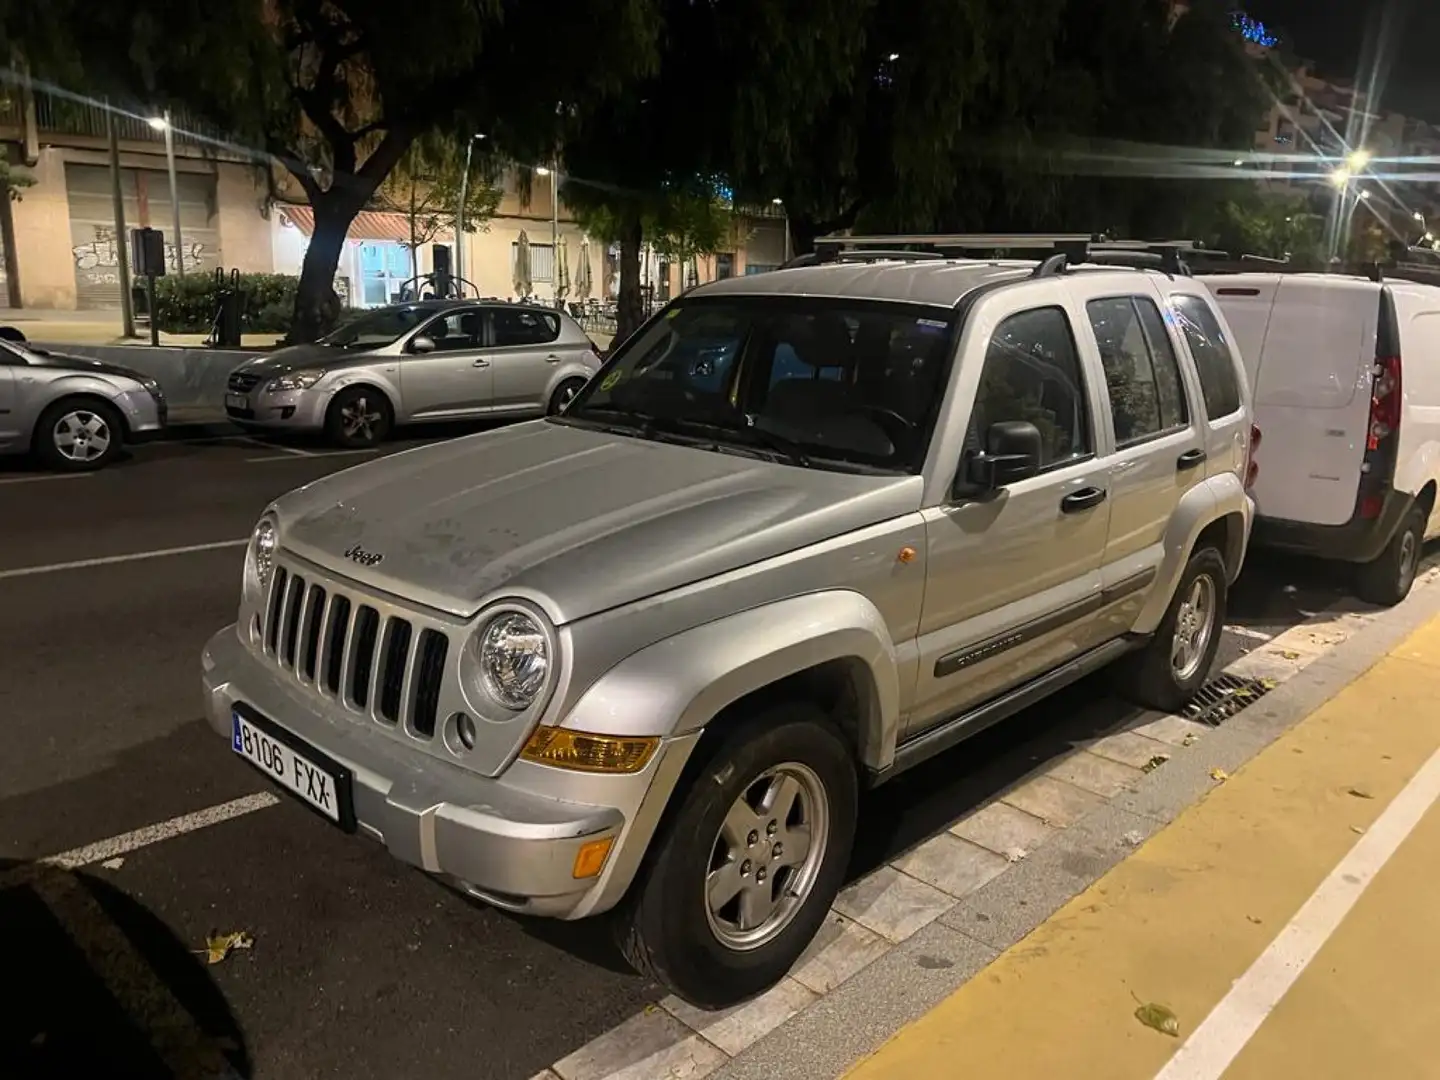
<box><xmin>1154</xmin><ymin>741</ymin><xmax>1440</xmax><ymax>1080</ymax></box>
<box><xmin>0</xmin><ymin>538</ymin><xmax>247</xmax><ymax>580</ymax></box>
<box><xmin>40</xmin><ymin>792</ymin><xmax>281</xmax><ymax>870</ymax></box>
<box><xmin>244</xmin><ymin>448</ymin><xmax>378</xmax><ymax>462</ymax></box>
<box><xmin>0</xmin><ymin>472</ymin><xmax>92</xmax><ymax>486</ymax></box>
<box><xmin>240</xmin><ymin>436</ymin><xmax>311</xmax><ymax>457</ymax></box>
<box><xmin>1226</xmin><ymin>625</ymin><xmax>1274</xmax><ymax>643</ymax></box>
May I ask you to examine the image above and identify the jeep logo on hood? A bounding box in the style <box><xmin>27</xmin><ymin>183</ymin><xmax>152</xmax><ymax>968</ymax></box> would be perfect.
<box><xmin>345</xmin><ymin>544</ymin><xmax>384</xmax><ymax>567</ymax></box>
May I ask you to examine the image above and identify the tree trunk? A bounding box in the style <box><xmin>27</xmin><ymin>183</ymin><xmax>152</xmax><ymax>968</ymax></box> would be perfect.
<box><xmin>408</xmin><ymin>182</ymin><xmax>419</xmax><ymax>285</ymax></box>
<box><xmin>289</xmin><ymin>197</ymin><xmax>354</xmax><ymax>344</ymax></box>
<box><xmin>614</xmin><ymin>210</ymin><xmax>645</xmax><ymax>346</ymax></box>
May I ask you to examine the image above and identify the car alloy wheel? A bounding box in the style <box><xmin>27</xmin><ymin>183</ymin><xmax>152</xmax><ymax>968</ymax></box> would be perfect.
<box><xmin>1170</xmin><ymin>572</ymin><xmax>1217</xmax><ymax>683</ymax></box>
<box><xmin>52</xmin><ymin>409</ymin><xmax>112</xmax><ymax>464</ymax></box>
<box><xmin>703</xmin><ymin>761</ymin><xmax>830</xmax><ymax>951</ymax></box>
<box><xmin>340</xmin><ymin>395</ymin><xmax>383</xmax><ymax>443</ymax></box>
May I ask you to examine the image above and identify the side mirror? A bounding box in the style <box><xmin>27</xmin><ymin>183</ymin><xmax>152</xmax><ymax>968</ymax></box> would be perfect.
<box><xmin>410</xmin><ymin>335</ymin><xmax>436</xmax><ymax>354</ymax></box>
<box><xmin>958</xmin><ymin>420</ymin><xmax>1043</xmax><ymax>494</ymax></box>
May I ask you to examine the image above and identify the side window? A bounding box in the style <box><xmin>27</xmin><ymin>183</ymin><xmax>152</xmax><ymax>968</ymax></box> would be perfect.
<box><xmin>492</xmin><ymin>308</ymin><xmax>561</xmax><ymax>348</ymax></box>
<box><xmin>972</xmin><ymin>306</ymin><xmax>1091</xmax><ymax>468</ymax></box>
<box><xmin>1171</xmin><ymin>294</ymin><xmax>1242</xmax><ymax>420</ymax></box>
<box><xmin>416</xmin><ymin>309</ymin><xmax>482</xmax><ymax>352</ymax></box>
<box><xmin>1085</xmin><ymin>296</ymin><xmax>1189</xmax><ymax>446</ymax></box>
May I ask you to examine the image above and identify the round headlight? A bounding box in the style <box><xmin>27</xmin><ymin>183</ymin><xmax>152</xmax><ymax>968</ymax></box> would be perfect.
<box><xmin>478</xmin><ymin>612</ymin><xmax>549</xmax><ymax>711</ymax></box>
<box><xmin>251</xmin><ymin>518</ymin><xmax>278</xmax><ymax>588</ymax></box>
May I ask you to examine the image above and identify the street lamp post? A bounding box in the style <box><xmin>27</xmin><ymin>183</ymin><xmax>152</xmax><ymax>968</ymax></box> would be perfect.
<box><xmin>773</xmin><ymin>197</ymin><xmax>790</xmax><ymax>263</ymax></box>
<box><xmin>536</xmin><ymin>162</ymin><xmax>560</xmax><ymax>307</ymax></box>
<box><xmin>148</xmin><ymin>112</ymin><xmax>184</xmax><ymax>279</ymax></box>
<box><xmin>455</xmin><ymin>133</ymin><xmax>485</xmax><ymax>293</ymax></box>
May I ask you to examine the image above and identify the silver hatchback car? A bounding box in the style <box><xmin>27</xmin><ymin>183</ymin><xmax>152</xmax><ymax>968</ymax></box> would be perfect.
<box><xmin>224</xmin><ymin>300</ymin><xmax>602</xmax><ymax>448</ymax></box>
<box><xmin>0</xmin><ymin>335</ymin><xmax>167</xmax><ymax>471</ymax></box>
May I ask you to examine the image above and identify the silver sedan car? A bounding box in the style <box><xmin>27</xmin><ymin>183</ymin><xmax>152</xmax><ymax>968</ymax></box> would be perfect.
<box><xmin>0</xmin><ymin>336</ymin><xmax>167</xmax><ymax>471</ymax></box>
<box><xmin>225</xmin><ymin>300</ymin><xmax>603</xmax><ymax>448</ymax></box>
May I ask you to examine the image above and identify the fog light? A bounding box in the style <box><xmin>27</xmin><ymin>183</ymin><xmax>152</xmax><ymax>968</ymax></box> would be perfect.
<box><xmin>573</xmin><ymin>836</ymin><xmax>615</xmax><ymax>879</ymax></box>
<box><xmin>455</xmin><ymin>713</ymin><xmax>476</xmax><ymax>750</ymax></box>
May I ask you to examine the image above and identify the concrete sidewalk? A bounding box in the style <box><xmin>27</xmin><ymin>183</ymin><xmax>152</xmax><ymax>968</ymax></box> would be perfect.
<box><xmin>839</xmin><ymin>605</ymin><xmax>1440</xmax><ymax>1078</ymax></box>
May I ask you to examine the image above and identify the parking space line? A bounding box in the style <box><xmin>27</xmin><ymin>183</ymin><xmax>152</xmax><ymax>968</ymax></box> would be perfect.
<box><xmin>1227</xmin><ymin>625</ymin><xmax>1274</xmax><ymax>643</ymax></box>
<box><xmin>40</xmin><ymin>792</ymin><xmax>281</xmax><ymax>870</ymax></box>
<box><xmin>244</xmin><ymin>448</ymin><xmax>379</xmax><ymax>463</ymax></box>
<box><xmin>0</xmin><ymin>538</ymin><xmax>248</xmax><ymax>581</ymax></box>
<box><xmin>0</xmin><ymin>473</ymin><xmax>92</xmax><ymax>486</ymax></box>
<box><xmin>1155</xmin><ymin>741</ymin><xmax>1440</xmax><ymax>1080</ymax></box>
<box><xmin>238</xmin><ymin>436</ymin><xmax>312</xmax><ymax>457</ymax></box>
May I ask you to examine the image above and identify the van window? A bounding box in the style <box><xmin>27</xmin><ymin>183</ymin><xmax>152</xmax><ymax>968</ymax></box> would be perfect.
<box><xmin>1172</xmin><ymin>295</ymin><xmax>1242</xmax><ymax>420</ymax></box>
<box><xmin>1086</xmin><ymin>296</ymin><xmax>1189</xmax><ymax>445</ymax></box>
<box><xmin>972</xmin><ymin>307</ymin><xmax>1091</xmax><ymax>468</ymax></box>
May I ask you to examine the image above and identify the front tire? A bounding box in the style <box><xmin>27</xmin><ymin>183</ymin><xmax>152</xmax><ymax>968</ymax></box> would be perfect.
<box><xmin>614</xmin><ymin>703</ymin><xmax>858</xmax><ymax>1009</ymax></box>
<box><xmin>1356</xmin><ymin>504</ymin><xmax>1425</xmax><ymax>606</ymax></box>
<box><xmin>324</xmin><ymin>386</ymin><xmax>393</xmax><ymax>449</ymax></box>
<box><xmin>33</xmin><ymin>398</ymin><xmax>124</xmax><ymax>472</ymax></box>
<box><xmin>547</xmin><ymin>377</ymin><xmax>587</xmax><ymax>415</ymax></box>
<box><xmin>1117</xmin><ymin>545</ymin><xmax>1228</xmax><ymax>713</ymax></box>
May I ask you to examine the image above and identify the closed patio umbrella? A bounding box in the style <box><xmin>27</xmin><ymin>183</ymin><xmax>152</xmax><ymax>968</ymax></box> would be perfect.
<box><xmin>513</xmin><ymin>230</ymin><xmax>532</xmax><ymax>298</ymax></box>
<box><xmin>555</xmin><ymin>238</ymin><xmax>570</xmax><ymax>304</ymax></box>
<box><xmin>576</xmin><ymin>238</ymin><xmax>593</xmax><ymax>301</ymax></box>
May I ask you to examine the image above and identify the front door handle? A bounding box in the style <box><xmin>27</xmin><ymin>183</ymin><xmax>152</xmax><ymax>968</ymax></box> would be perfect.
<box><xmin>1176</xmin><ymin>447</ymin><xmax>1207</xmax><ymax>471</ymax></box>
<box><xmin>1060</xmin><ymin>487</ymin><xmax>1107</xmax><ymax>513</ymax></box>
<box><xmin>472</xmin><ymin>358</ymin><xmax>490</xmax><ymax>368</ymax></box>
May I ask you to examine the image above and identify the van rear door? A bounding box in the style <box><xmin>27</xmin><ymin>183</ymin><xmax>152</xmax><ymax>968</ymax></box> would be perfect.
<box><xmin>1207</xmin><ymin>275</ymin><xmax>1379</xmax><ymax>526</ymax></box>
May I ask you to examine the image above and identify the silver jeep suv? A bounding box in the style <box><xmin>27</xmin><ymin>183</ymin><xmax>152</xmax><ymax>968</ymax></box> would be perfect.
<box><xmin>203</xmin><ymin>240</ymin><xmax>1255</xmax><ymax>1008</ymax></box>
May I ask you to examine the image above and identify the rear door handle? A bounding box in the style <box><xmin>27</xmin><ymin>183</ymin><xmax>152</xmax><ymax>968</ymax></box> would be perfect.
<box><xmin>1060</xmin><ymin>487</ymin><xmax>1107</xmax><ymax>513</ymax></box>
<box><xmin>472</xmin><ymin>358</ymin><xmax>490</xmax><ymax>368</ymax></box>
<box><xmin>1176</xmin><ymin>448</ymin><xmax>1207</xmax><ymax>471</ymax></box>
<box><xmin>546</xmin><ymin>353</ymin><xmax>561</xmax><ymax>364</ymax></box>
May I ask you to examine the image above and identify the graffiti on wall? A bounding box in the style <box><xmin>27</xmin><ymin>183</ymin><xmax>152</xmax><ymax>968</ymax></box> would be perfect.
<box><xmin>72</xmin><ymin>225</ymin><xmax>209</xmax><ymax>287</ymax></box>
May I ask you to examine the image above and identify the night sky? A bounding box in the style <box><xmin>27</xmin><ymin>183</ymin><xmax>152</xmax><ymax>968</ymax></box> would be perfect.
<box><xmin>1245</xmin><ymin>0</ymin><xmax>1440</xmax><ymax>122</ymax></box>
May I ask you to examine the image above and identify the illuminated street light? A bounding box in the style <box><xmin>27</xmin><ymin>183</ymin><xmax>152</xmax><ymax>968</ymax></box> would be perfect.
<box><xmin>1358</xmin><ymin>189</ymin><xmax>1371</xmax><ymax>201</ymax></box>
<box><xmin>1347</xmin><ymin>148</ymin><xmax>1372</xmax><ymax>172</ymax></box>
<box><xmin>535</xmin><ymin>166</ymin><xmax>551</xmax><ymax>176</ymax></box>
<box><xmin>1232</xmin><ymin>158</ymin><xmax>1244</xmax><ymax>167</ymax></box>
<box><xmin>1414</xmin><ymin>211</ymin><xmax>1426</xmax><ymax>222</ymax></box>
<box><xmin>1329</xmin><ymin>166</ymin><xmax>1352</xmax><ymax>188</ymax></box>
<box><xmin>147</xmin><ymin>115</ymin><xmax>168</xmax><ymax>131</ymax></box>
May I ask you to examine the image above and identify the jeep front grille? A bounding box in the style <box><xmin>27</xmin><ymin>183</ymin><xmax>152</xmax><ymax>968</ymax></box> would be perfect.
<box><xmin>261</xmin><ymin>561</ymin><xmax>451</xmax><ymax>739</ymax></box>
<box><xmin>228</xmin><ymin>371</ymin><xmax>262</xmax><ymax>393</ymax></box>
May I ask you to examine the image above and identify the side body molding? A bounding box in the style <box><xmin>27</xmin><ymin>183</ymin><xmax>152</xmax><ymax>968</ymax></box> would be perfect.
<box><xmin>560</xmin><ymin>591</ymin><xmax>902</xmax><ymax>771</ymax></box>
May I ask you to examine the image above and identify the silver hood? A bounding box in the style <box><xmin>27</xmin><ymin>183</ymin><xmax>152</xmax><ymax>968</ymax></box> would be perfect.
<box><xmin>272</xmin><ymin>420</ymin><xmax>921</xmax><ymax>623</ymax></box>
<box><xmin>235</xmin><ymin>343</ymin><xmax>372</xmax><ymax>378</ymax></box>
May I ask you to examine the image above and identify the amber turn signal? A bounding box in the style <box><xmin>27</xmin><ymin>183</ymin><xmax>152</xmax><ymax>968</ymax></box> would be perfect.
<box><xmin>572</xmin><ymin>836</ymin><xmax>615</xmax><ymax>879</ymax></box>
<box><xmin>520</xmin><ymin>726</ymin><xmax>659</xmax><ymax>774</ymax></box>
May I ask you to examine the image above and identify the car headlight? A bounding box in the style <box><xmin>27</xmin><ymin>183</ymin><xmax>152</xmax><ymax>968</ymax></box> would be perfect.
<box><xmin>265</xmin><ymin>371</ymin><xmax>324</xmax><ymax>392</ymax></box>
<box><xmin>472</xmin><ymin>611</ymin><xmax>550</xmax><ymax>711</ymax></box>
<box><xmin>243</xmin><ymin>516</ymin><xmax>279</xmax><ymax>601</ymax></box>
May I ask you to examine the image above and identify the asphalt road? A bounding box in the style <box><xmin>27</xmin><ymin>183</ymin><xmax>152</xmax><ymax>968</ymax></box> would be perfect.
<box><xmin>0</xmin><ymin>426</ymin><xmax>1366</xmax><ymax>1080</ymax></box>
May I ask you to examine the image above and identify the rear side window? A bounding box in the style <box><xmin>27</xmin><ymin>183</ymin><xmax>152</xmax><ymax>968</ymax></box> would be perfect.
<box><xmin>1085</xmin><ymin>296</ymin><xmax>1189</xmax><ymax>446</ymax></box>
<box><xmin>492</xmin><ymin>308</ymin><xmax>560</xmax><ymax>347</ymax></box>
<box><xmin>1172</xmin><ymin>295</ymin><xmax>1242</xmax><ymax>420</ymax></box>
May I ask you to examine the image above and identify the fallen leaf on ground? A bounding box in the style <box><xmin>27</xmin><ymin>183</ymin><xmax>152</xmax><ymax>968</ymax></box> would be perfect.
<box><xmin>1143</xmin><ymin>754</ymin><xmax>1171</xmax><ymax>773</ymax></box>
<box><xmin>1260</xmin><ymin>678</ymin><xmax>1278</xmax><ymax>690</ymax></box>
<box><xmin>1277</xmin><ymin>650</ymin><xmax>1301</xmax><ymax>660</ymax></box>
<box><xmin>1347</xmin><ymin>787</ymin><xmax>1375</xmax><ymax>800</ymax></box>
<box><xmin>101</xmin><ymin>857</ymin><xmax>125</xmax><ymax>870</ymax></box>
<box><xmin>1183</xmin><ymin>733</ymin><xmax>1199</xmax><ymax>747</ymax></box>
<box><xmin>1134</xmin><ymin>1001</ymin><xmax>1180</xmax><ymax>1037</ymax></box>
<box><xmin>1209</xmin><ymin>767</ymin><xmax>1229</xmax><ymax>782</ymax></box>
<box><xmin>1122</xmin><ymin>830</ymin><xmax>1145</xmax><ymax>848</ymax></box>
<box><xmin>204</xmin><ymin>931</ymin><xmax>254</xmax><ymax>965</ymax></box>
<box><xmin>1246</xmin><ymin>915</ymin><xmax>1262</xmax><ymax>924</ymax></box>
<box><xmin>1003</xmin><ymin>847</ymin><xmax>1028</xmax><ymax>863</ymax></box>
<box><xmin>1350</xmin><ymin>825</ymin><xmax>1365</xmax><ymax>835</ymax></box>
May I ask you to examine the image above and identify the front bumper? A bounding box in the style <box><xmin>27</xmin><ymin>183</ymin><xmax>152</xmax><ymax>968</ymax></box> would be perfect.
<box><xmin>115</xmin><ymin>388</ymin><xmax>167</xmax><ymax>441</ymax></box>
<box><xmin>201</xmin><ymin>624</ymin><xmax>695</xmax><ymax>918</ymax></box>
<box><xmin>225</xmin><ymin>387</ymin><xmax>329</xmax><ymax>431</ymax></box>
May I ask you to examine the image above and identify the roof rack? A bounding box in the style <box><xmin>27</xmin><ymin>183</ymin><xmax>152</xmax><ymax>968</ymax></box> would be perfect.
<box><xmin>805</xmin><ymin>232</ymin><xmax>1212</xmax><ymax>277</ymax></box>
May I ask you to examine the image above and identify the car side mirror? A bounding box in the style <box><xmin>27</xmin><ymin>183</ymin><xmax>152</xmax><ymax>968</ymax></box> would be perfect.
<box><xmin>410</xmin><ymin>335</ymin><xmax>436</xmax><ymax>354</ymax></box>
<box><xmin>957</xmin><ymin>420</ymin><xmax>1043</xmax><ymax>495</ymax></box>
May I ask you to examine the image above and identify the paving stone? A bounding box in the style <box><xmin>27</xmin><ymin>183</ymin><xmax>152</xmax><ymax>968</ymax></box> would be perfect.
<box><xmin>662</xmin><ymin>977</ymin><xmax>816</xmax><ymax>1057</ymax></box>
<box><xmin>552</xmin><ymin>1010</ymin><xmax>726</xmax><ymax>1080</ymax></box>
<box><xmin>790</xmin><ymin>912</ymin><xmax>892</xmax><ymax>995</ymax></box>
<box><xmin>1132</xmin><ymin>713</ymin><xmax>1210</xmax><ymax>747</ymax></box>
<box><xmin>1044</xmin><ymin>749</ymin><xmax>1143</xmax><ymax>798</ymax></box>
<box><xmin>832</xmin><ymin>865</ymin><xmax>955</xmax><ymax>943</ymax></box>
<box><xmin>1083</xmin><ymin>729</ymin><xmax>1175</xmax><ymax>770</ymax></box>
<box><xmin>891</xmin><ymin>833</ymin><xmax>1010</xmax><ymax>899</ymax></box>
<box><xmin>1000</xmin><ymin>774</ymin><xmax>1108</xmax><ymax>827</ymax></box>
<box><xmin>950</xmin><ymin>800</ymin><xmax>1058</xmax><ymax>857</ymax></box>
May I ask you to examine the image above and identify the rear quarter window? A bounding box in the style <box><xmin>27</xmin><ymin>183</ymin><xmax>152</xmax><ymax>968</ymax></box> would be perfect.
<box><xmin>1172</xmin><ymin>294</ymin><xmax>1243</xmax><ymax>420</ymax></box>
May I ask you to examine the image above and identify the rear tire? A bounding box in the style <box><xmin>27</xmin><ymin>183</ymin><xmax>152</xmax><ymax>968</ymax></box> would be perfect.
<box><xmin>1116</xmin><ymin>546</ymin><xmax>1228</xmax><ymax>713</ymax></box>
<box><xmin>33</xmin><ymin>398</ymin><xmax>124</xmax><ymax>472</ymax></box>
<box><xmin>324</xmin><ymin>386</ymin><xmax>393</xmax><ymax>449</ymax></box>
<box><xmin>547</xmin><ymin>377</ymin><xmax>587</xmax><ymax>415</ymax></box>
<box><xmin>613</xmin><ymin>703</ymin><xmax>858</xmax><ymax>1009</ymax></box>
<box><xmin>1355</xmin><ymin>504</ymin><xmax>1425</xmax><ymax>606</ymax></box>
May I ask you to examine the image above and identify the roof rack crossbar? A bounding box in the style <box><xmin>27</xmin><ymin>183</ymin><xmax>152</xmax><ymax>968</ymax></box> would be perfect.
<box><xmin>834</xmin><ymin>249</ymin><xmax>946</xmax><ymax>263</ymax></box>
<box><xmin>814</xmin><ymin>233</ymin><xmax>1104</xmax><ymax>249</ymax></box>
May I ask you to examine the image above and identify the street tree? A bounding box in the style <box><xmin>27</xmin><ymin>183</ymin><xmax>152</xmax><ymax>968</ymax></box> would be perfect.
<box><xmin>378</xmin><ymin>133</ymin><xmax>503</xmax><ymax>285</ymax></box>
<box><xmin>5</xmin><ymin>0</ymin><xmax>657</xmax><ymax>340</ymax></box>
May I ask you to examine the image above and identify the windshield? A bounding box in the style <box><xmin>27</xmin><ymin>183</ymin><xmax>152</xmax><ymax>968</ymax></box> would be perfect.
<box><xmin>564</xmin><ymin>297</ymin><xmax>958</xmax><ymax>472</ymax></box>
<box><xmin>320</xmin><ymin>306</ymin><xmax>430</xmax><ymax>348</ymax></box>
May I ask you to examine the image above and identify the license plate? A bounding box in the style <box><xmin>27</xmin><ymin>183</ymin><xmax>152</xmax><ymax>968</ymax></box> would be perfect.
<box><xmin>225</xmin><ymin>393</ymin><xmax>248</xmax><ymax>410</ymax></box>
<box><xmin>232</xmin><ymin>709</ymin><xmax>348</xmax><ymax>825</ymax></box>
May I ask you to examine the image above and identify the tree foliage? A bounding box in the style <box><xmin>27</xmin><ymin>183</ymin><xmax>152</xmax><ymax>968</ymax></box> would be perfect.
<box><xmin>5</xmin><ymin>0</ymin><xmax>657</xmax><ymax>339</ymax></box>
<box><xmin>378</xmin><ymin>133</ymin><xmax>503</xmax><ymax>278</ymax></box>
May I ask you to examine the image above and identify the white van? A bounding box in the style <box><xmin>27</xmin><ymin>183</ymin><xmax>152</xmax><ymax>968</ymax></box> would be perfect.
<box><xmin>1197</xmin><ymin>270</ymin><xmax>1440</xmax><ymax>604</ymax></box>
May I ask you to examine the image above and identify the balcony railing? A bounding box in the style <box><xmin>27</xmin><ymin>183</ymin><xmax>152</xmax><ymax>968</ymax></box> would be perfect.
<box><xmin>1</xmin><ymin>88</ymin><xmax>235</xmax><ymax>154</ymax></box>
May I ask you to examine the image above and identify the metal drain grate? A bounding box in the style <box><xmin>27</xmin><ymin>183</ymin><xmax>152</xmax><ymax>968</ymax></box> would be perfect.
<box><xmin>1182</xmin><ymin>672</ymin><xmax>1274</xmax><ymax>727</ymax></box>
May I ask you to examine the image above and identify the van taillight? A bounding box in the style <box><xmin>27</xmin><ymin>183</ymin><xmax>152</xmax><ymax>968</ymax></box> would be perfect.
<box><xmin>1367</xmin><ymin>355</ymin><xmax>1402</xmax><ymax>451</ymax></box>
<box><xmin>1245</xmin><ymin>423</ymin><xmax>1261</xmax><ymax>489</ymax></box>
